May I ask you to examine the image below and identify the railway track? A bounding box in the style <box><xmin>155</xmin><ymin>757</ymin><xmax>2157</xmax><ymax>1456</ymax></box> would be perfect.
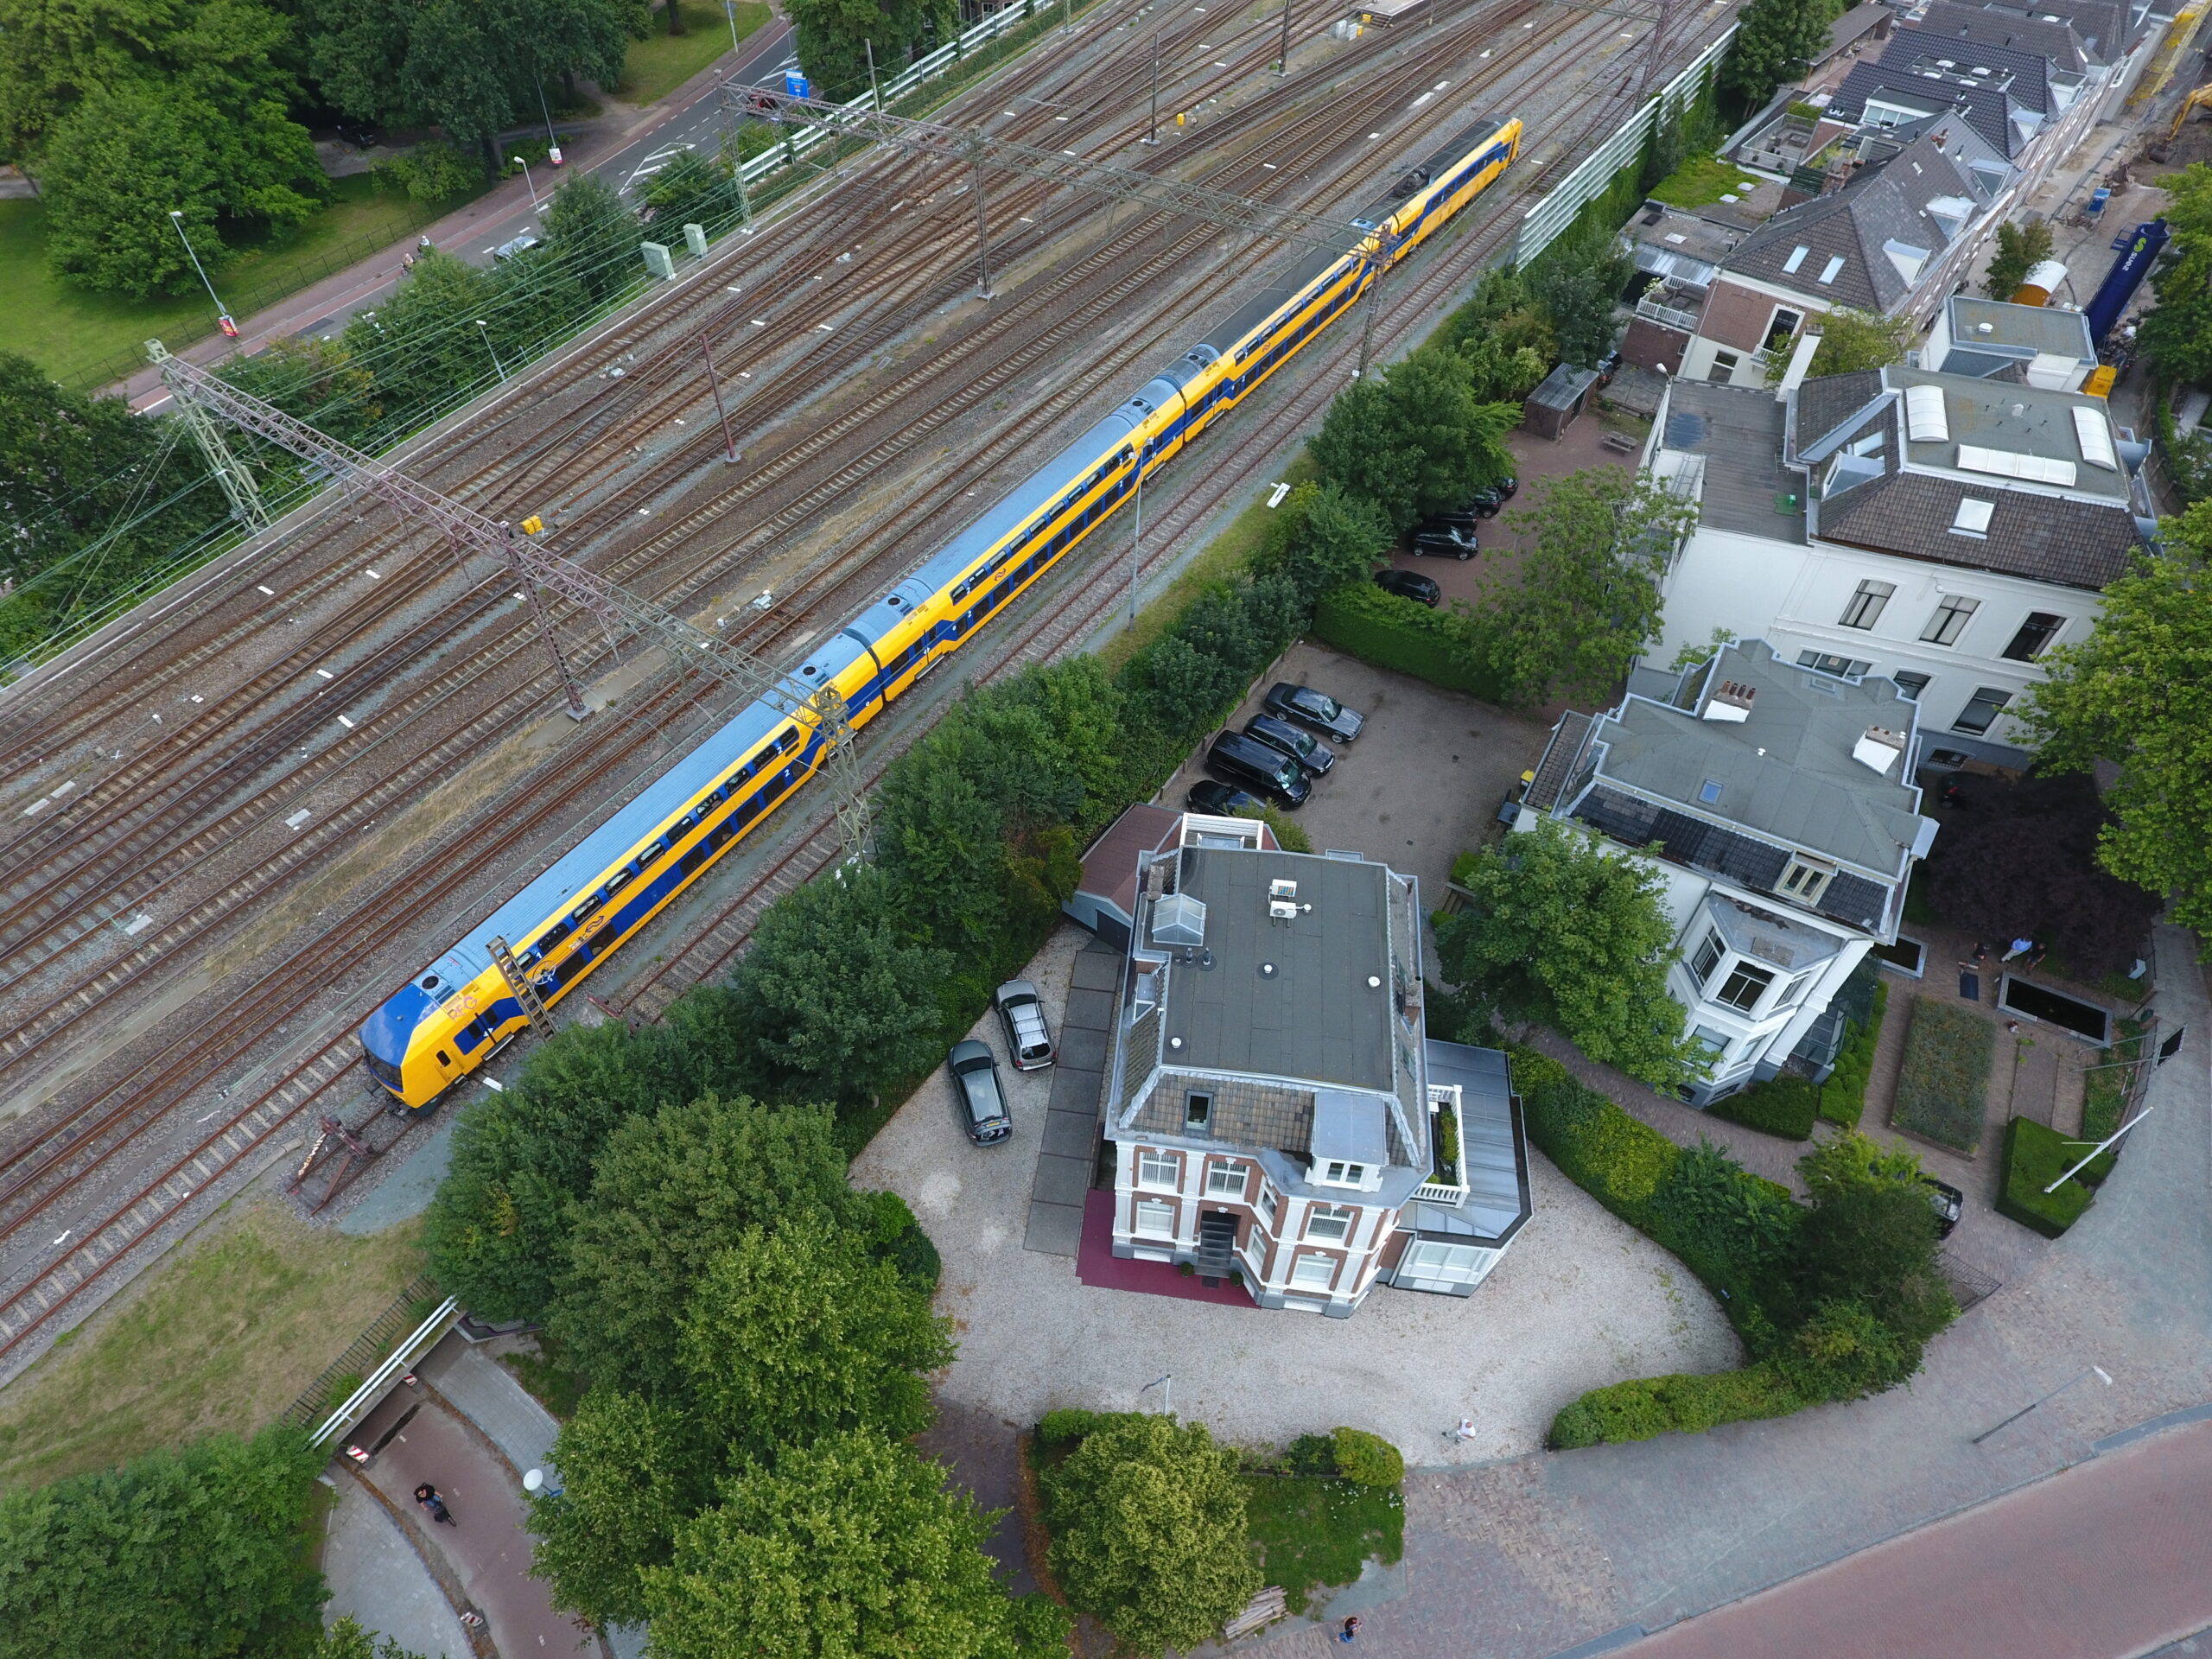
<box><xmin>0</xmin><ymin>1</ymin><xmax>1710</xmax><ymax>1376</ymax></box>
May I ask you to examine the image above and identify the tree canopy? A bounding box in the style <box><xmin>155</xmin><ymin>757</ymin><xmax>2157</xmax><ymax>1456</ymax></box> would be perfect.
<box><xmin>2138</xmin><ymin>163</ymin><xmax>2212</xmax><ymax>385</ymax></box>
<box><xmin>1719</xmin><ymin>0</ymin><xmax>1830</xmax><ymax>109</ymax></box>
<box><xmin>1780</xmin><ymin>308</ymin><xmax>1915</xmax><ymax>381</ymax></box>
<box><xmin>530</xmin><ymin>1389</ymin><xmax>702</xmax><ymax>1629</ymax></box>
<box><xmin>0</xmin><ymin>1426</ymin><xmax>327</xmax><ymax>1659</ymax></box>
<box><xmin>2020</xmin><ymin>523</ymin><xmax>2212</xmax><ymax>935</ymax></box>
<box><xmin>1475</xmin><ymin>467</ymin><xmax>1692</xmax><ymax>707</ymax></box>
<box><xmin>1532</xmin><ymin>228</ymin><xmax>1633</xmax><ymax>370</ymax></box>
<box><xmin>1039</xmin><ymin>1414</ymin><xmax>1262</xmax><ymax>1658</ymax></box>
<box><xmin>785</xmin><ymin>0</ymin><xmax>959</xmax><ymax>103</ymax></box>
<box><xmin>1311</xmin><ymin>345</ymin><xmax>1519</xmax><ymax>532</ymax></box>
<box><xmin>1434</xmin><ymin>817</ymin><xmax>1705</xmax><ymax>1087</ymax></box>
<box><xmin>643</xmin><ymin>1431</ymin><xmax>1068</xmax><ymax>1659</ymax></box>
<box><xmin>1981</xmin><ymin>218</ymin><xmax>2055</xmax><ymax>301</ymax></box>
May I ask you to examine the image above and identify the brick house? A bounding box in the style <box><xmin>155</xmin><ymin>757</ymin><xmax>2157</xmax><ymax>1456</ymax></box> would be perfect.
<box><xmin>1090</xmin><ymin>811</ymin><xmax>1529</xmax><ymax>1316</ymax></box>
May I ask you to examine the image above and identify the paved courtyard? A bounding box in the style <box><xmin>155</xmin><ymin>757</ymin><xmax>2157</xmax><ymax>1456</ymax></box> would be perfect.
<box><xmin>855</xmin><ymin>650</ymin><xmax>1741</xmax><ymax>1464</ymax></box>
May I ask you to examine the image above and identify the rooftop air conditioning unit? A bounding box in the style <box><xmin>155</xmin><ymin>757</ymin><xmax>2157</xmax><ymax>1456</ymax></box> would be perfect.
<box><xmin>1269</xmin><ymin>879</ymin><xmax>1299</xmax><ymax>899</ymax></box>
<box><xmin>1269</xmin><ymin>899</ymin><xmax>1301</xmax><ymax>920</ymax></box>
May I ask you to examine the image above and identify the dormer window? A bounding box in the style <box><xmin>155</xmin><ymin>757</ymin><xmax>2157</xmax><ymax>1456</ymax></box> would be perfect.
<box><xmin>1318</xmin><ymin>1160</ymin><xmax>1366</xmax><ymax>1187</ymax></box>
<box><xmin>1185</xmin><ymin>1091</ymin><xmax>1214</xmax><ymax>1129</ymax></box>
<box><xmin>1779</xmin><ymin>855</ymin><xmax>1835</xmax><ymax>905</ymax></box>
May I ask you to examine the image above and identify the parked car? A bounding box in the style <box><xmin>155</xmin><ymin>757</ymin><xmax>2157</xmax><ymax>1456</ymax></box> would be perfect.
<box><xmin>1923</xmin><ymin>1176</ymin><xmax>1964</xmax><ymax>1239</ymax></box>
<box><xmin>994</xmin><ymin>980</ymin><xmax>1055</xmax><ymax>1071</ymax></box>
<box><xmin>334</xmin><ymin>123</ymin><xmax>383</xmax><ymax>150</ymax></box>
<box><xmin>1411</xmin><ymin>523</ymin><xmax>1478</xmax><ymax>560</ymax></box>
<box><xmin>948</xmin><ymin>1039</ymin><xmax>1012</xmax><ymax>1144</ymax></box>
<box><xmin>1262</xmin><ymin>683</ymin><xmax>1365</xmax><ymax>744</ymax></box>
<box><xmin>1244</xmin><ymin>713</ymin><xmax>1335</xmax><ymax>776</ymax></box>
<box><xmin>1206</xmin><ymin>731</ymin><xmax>1312</xmax><ymax>808</ymax></box>
<box><xmin>1185</xmin><ymin>779</ymin><xmax>1265</xmax><ymax>816</ymax></box>
<box><xmin>492</xmin><ymin>233</ymin><xmax>542</xmax><ymax>261</ymax></box>
<box><xmin>1373</xmin><ymin>569</ymin><xmax>1440</xmax><ymax>607</ymax></box>
<box><xmin>1465</xmin><ymin>474</ymin><xmax>1520</xmax><ymax>513</ymax></box>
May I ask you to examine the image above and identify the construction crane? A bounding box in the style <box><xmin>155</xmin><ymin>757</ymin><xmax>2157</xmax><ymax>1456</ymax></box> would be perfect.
<box><xmin>147</xmin><ymin>341</ymin><xmax>874</xmax><ymax>861</ymax></box>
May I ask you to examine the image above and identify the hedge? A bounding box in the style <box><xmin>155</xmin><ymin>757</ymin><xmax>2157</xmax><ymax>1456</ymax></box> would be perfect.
<box><xmin>1548</xmin><ymin>1363</ymin><xmax>1805</xmax><ymax>1449</ymax></box>
<box><xmin>1892</xmin><ymin>1000</ymin><xmax>1995</xmax><ymax>1153</ymax></box>
<box><xmin>1820</xmin><ymin>979</ymin><xmax>1887</xmax><ymax>1128</ymax></box>
<box><xmin>1996</xmin><ymin>1116</ymin><xmax>2114</xmax><ymax>1238</ymax></box>
<box><xmin>1312</xmin><ymin>582</ymin><xmax>1508</xmax><ymax>702</ymax></box>
<box><xmin>1704</xmin><ymin>1073</ymin><xmax>1819</xmax><ymax>1140</ymax></box>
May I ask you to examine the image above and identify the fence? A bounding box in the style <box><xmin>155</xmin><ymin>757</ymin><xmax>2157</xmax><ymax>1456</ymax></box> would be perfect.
<box><xmin>282</xmin><ymin>1274</ymin><xmax>449</xmax><ymax>1435</ymax></box>
<box><xmin>1510</xmin><ymin>25</ymin><xmax>1736</xmax><ymax>267</ymax></box>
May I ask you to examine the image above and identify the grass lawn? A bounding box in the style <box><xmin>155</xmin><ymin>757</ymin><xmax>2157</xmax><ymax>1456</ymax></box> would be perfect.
<box><xmin>2</xmin><ymin>174</ymin><xmax>481</xmax><ymax>393</ymax></box>
<box><xmin>1095</xmin><ymin>454</ymin><xmax>1318</xmax><ymax>674</ymax></box>
<box><xmin>1891</xmin><ymin>998</ymin><xmax>1996</xmax><ymax>1154</ymax></box>
<box><xmin>1647</xmin><ymin>154</ymin><xmax>1765</xmax><ymax>210</ymax></box>
<box><xmin>621</xmin><ymin>0</ymin><xmax>772</xmax><ymax>105</ymax></box>
<box><xmin>1996</xmin><ymin>1115</ymin><xmax>2115</xmax><ymax>1237</ymax></box>
<box><xmin>0</xmin><ymin>1197</ymin><xmax>425</xmax><ymax>1493</ymax></box>
<box><xmin>1241</xmin><ymin>1476</ymin><xmax>1404</xmax><ymax>1615</ymax></box>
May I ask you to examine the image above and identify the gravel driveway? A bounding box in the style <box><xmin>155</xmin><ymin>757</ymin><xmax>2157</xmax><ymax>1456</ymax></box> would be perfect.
<box><xmin>853</xmin><ymin>925</ymin><xmax>1740</xmax><ymax>1465</ymax></box>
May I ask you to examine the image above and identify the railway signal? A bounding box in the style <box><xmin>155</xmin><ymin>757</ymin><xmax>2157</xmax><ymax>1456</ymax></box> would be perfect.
<box><xmin>145</xmin><ymin>342</ymin><xmax>875</xmax><ymax>861</ymax></box>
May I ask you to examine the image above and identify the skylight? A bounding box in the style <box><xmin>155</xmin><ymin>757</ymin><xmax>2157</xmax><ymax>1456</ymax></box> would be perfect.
<box><xmin>1950</xmin><ymin>497</ymin><xmax>1994</xmax><ymax>536</ymax></box>
<box><xmin>1782</xmin><ymin>245</ymin><xmax>1809</xmax><ymax>273</ymax></box>
<box><xmin>2073</xmin><ymin>405</ymin><xmax>2120</xmax><ymax>469</ymax></box>
<box><xmin>1955</xmin><ymin>444</ymin><xmax>2078</xmax><ymax>486</ymax></box>
<box><xmin>1698</xmin><ymin>779</ymin><xmax>1725</xmax><ymax>804</ymax></box>
<box><xmin>1904</xmin><ymin>384</ymin><xmax>1950</xmax><ymax>442</ymax></box>
<box><xmin>1818</xmin><ymin>255</ymin><xmax>1846</xmax><ymax>283</ymax></box>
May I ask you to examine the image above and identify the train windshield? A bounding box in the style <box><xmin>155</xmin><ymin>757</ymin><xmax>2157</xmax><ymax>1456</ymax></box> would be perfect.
<box><xmin>364</xmin><ymin>1050</ymin><xmax>405</xmax><ymax>1093</ymax></box>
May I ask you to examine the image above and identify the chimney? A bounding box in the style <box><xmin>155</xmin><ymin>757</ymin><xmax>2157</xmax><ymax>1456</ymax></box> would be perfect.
<box><xmin>1702</xmin><ymin>680</ymin><xmax>1758</xmax><ymax>722</ymax></box>
<box><xmin>1853</xmin><ymin>725</ymin><xmax>1906</xmax><ymax>773</ymax></box>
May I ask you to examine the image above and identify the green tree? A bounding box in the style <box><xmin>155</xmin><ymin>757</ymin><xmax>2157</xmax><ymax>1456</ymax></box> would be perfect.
<box><xmin>315</xmin><ymin>1618</ymin><xmax>428</xmax><ymax>1659</ymax></box>
<box><xmin>1476</xmin><ymin>467</ymin><xmax>1690</xmax><ymax>706</ymax></box>
<box><xmin>785</xmin><ymin>0</ymin><xmax>959</xmax><ymax>103</ymax></box>
<box><xmin>220</xmin><ymin>336</ymin><xmax>381</xmax><ymax>448</ymax></box>
<box><xmin>0</xmin><ymin>1427</ymin><xmax>327</xmax><ymax>1659</ymax></box>
<box><xmin>677</xmin><ymin>1217</ymin><xmax>954</xmax><ymax>1465</ymax></box>
<box><xmin>1433</xmin><ymin>817</ymin><xmax>1706</xmax><ymax>1088</ymax></box>
<box><xmin>2020</xmin><ymin>524</ymin><xmax>2212</xmax><ymax>934</ymax></box>
<box><xmin>2139</xmin><ymin>166</ymin><xmax>2212</xmax><ymax>383</ymax></box>
<box><xmin>1773</xmin><ymin>1296</ymin><xmax>1920</xmax><ymax>1401</ymax></box>
<box><xmin>1796</xmin><ymin>1128</ymin><xmax>1925</xmax><ymax>1200</ymax></box>
<box><xmin>643</xmin><ymin>1431</ymin><xmax>1069</xmax><ymax>1659</ymax></box>
<box><xmin>531</xmin><ymin>1389</ymin><xmax>706</xmax><ymax>1630</ymax></box>
<box><xmin>644</xmin><ymin>148</ymin><xmax>733</xmax><ymax>226</ymax></box>
<box><xmin>1719</xmin><ymin>0</ymin><xmax>1829</xmax><ymax>108</ymax></box>
<box><xmin>1642</xmin><ymin>100</ymin><xmax>1687</xmax><ymax>191</ymax></box>
<box><xmin>337</xmin><ymin>249</ymin><xmax>512</xmax><ymax>428</ymax></box>
<box><xmin>1311</xmin><ymin>346</ymin><xmax>1518</xmax><ymax>531</ymax></box>
<box><xmin>1774</xmin><ymin>308</ymin><xmax>1915</xmax><ymax>382</ymax></box>
<box><xmin>1786</xmin><ymin>1180</ymin><xmax>1955</xmax><ymax>1343</ymax></box>
<box><xmin>1040</xmin><ymin>1413</ymin><xmax>1261</xmax><ymax>1657</ymax></box>
<box><xmin>1532</xmin><ymin>229</ymin><xmax>1633</xmax><ymax>369</ymax></box>
<box><xmin>1255</xmin><ymin>481</ymin><xmax>1391</xmax><ymax>607</ymax></box>
<box><xmin>1980</xmin><ymin>217</ymin><xmax>2055</xmax><ymax>300</ymax></box>
<box><xmin>727</xmin><ymin>864</ymin><xmax>953</xmax><ymax>1105</ymax></box>
<box><xmin>543</xmin><ymin>169</ymin><xmax>638</xmax><ymax>302</ymax></box>
<box><xmin>549</xmin><ymin>1094</ymin><xmax>854</xmax><ymax>1397</ymax></box>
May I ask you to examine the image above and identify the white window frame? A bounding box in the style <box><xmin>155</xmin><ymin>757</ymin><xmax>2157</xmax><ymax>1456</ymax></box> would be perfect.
<box><xmin>1838</xmin><ymin>579</ymin><xmax>1896</xmax><ymax>630</ymax></box>
<box><xmin>1692</xmin><ymin>930</ymin><xmax>1725</xmax><ymax>986</ymax></box>
<box><xmin>1256</xmin><ymin>1185</ymin><xmax>1279</xmax><ymax>1223</ymax></box>
<box><xmin>1134</xmin><ymin>1199</ymin><xmax>1176</xmax><ymax>1238</ymax></box>
<box><xmin>1136</xmin><ymin>1149</ymin><xmax>1180</xmax><ymax>1192</ymax></box>
<box><xmin>1778</xmin><ymin>855</ymin><xmax>1835</xmax><ymax>905</ymax></box>
<box><xmin>1713</xmin><ymin>960</ymin><xmax>1776</xmax><ymax>1013</ymax></box>
<box><xmin>1289</xmin><ymin>1252</ymin><xmax>1339</xmax><ymax>1291</ymax></box>
<box><xmin>1304</xmin><ymin>1203</ymin><xmax>1356</xmax><ymax>1243</ymax></box>
<box><xmin>1205</xmin><ymin>1160</ymin><xmax>1246</xmax><ymax>1198</ymax></box>
<box><xmin>1317</xmin><ymin>1160</ymin><xmax>1366</xmax><ymax>1188</ymax></box>
<box><xmin>1922</xmin><ymin>594</ymin><xmax>1980</xmax><ymax>647</ymax></box>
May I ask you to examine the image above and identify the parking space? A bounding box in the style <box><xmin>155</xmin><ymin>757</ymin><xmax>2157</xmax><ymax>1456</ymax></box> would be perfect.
<box><xmin>853</xmin><ymin>651</ymin><xmax>1740</xmax><ymax>1464</ymax></box>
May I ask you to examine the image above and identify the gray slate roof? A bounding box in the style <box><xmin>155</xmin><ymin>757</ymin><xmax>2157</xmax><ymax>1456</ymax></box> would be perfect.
<box><xmin>1890</xmin><ymin>28</ymin><xmax>2056</xmax><ymax>114</ymax></box>
<box><xmin>1791</xmin><ymin>369</ymin><xmax>1888</xmax><ymax>461</ymax></box>
<box><xmin>1978</xmin><ymin>0</ymin><xmax>2130</xmax><ymax>60</ymax></box>
<box><xmin>1578</xmin><ymin>641</ymin><xmax>1929</xmax><ymax>881</ymax></box>
<box><xmin>1826</xmin><ymin>63</ymin><xmax>2028</xmax><ymax>156</ymax></box>
<box><xmin>1815</xmin><ymin>469</ymin><xmax>2139</xmax><ymax>588</ymax></box>
<box><xmin>1914</xmin><ymin>1</ymin><xmax>2100</xmax><ymax>71</ymax></box>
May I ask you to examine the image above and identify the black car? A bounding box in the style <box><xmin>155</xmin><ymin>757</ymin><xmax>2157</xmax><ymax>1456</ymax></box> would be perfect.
<box><xmin>1185</xmin><ymin>779</ymin><xmax>1264</xmax><ymax>817</ymax></box>
<box><xmin>1262</xmin><ymin>683</ymin><xmax>1365</xmax><ymax>744</ymax></box>
<box><xmin>1206</xmin><ymin>731</ymin><xmax>1312</xmax><ymax>808</ymax></box>
<box><xmin>1464</xmin><ymin>474</ymin><xmax>1520</xmax><ymax>514</ymax></box>
<box><xmin>949</xmin><ymin>1039</ymin><xmax>1012</xmax><ymax>1144</ymax></box>
<box><xmin>1243</xmin><ymin>713</ymin><xmax>1334</xmax><ymax>776</ymax></box>
<box><xmin>1923</xmin><ymin>1176</ymin><xmax>1965</xmax><ymax>1239</ymax></box>
<box><xmin>1411</xmin><ymin>524</ymin><xmax>1478</xmax><ymax>560</ymax></box>
<box><xmin>1374</xmin><ymin>569</ymin><xmax>1440</xmax><ymax>607</ymax></box>
<box><xmin>334</xmin><ymin>122</ymin><xmax>383</xmax><ymax>150</ymax></box>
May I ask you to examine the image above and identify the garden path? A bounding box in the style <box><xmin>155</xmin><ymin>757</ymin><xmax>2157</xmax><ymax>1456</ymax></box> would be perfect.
<box><xmin>1232</xmin><ymin>923</ymin><xmax>2211</xmax><ymax>1657</ymax></box>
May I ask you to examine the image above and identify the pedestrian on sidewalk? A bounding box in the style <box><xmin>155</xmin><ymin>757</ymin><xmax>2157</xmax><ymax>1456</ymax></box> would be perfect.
<box><xmin>1338</xmin><ymin>1615</ymin><xmax>1363</xmax><ymax>1643</ymax></box>
<box><xmin>415</xmin><ymin>1482</ymin><xmax>456</xmax><ymax>1525</ymax></box>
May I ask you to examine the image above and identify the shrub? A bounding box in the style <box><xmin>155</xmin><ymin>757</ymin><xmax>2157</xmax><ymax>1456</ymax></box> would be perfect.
<box><xmin>1892</xmin><ymin>1001</ymin><xmax>1995</xmax><ymax>1153</ymax></box>
<box><xmin>376</xmin><ymin>140</ymin><xmax>482</xmax><ymax>203</ymax></box>
<box><xmin>1549</xmin><ymin>1364</ymin><xmax>1803</xmax><ymax>1448</ymax></box>
<box><xmin>1996</xmin><ymin>1116</ymin><xmax>2113</xmax><ymax>1238</ymax></box>
<box><xmin>1513</xmin><ymin>1051</ymin><xmax>1681</xmax><ymax>1226</ymax></box>
<box><xmin>1329</xmin><ymin>1427</ymin><xmax>1404</xmax><ymax>1488</ymax></box>
<box><xmin>1038</xmin><ymin>1408</ymin><xmax>1129</xmax><ymax>1448</ymax></box>
<box><xmin>1282</xmin><ymin>1433</ymin><xmax>1337</xmax><ymax>1478</ymax></box>
<box><xmin>1311</xmin><ymin>582</ymin><xmax>1505</xmax><ymax>700</ymax></box>
<box><xmin>1705</xmin><ymin>1073</ymin><xmax>1819</xmax><ymax>1140</ymax></box>
<box><xmin>1821</xmin><ymin>979</ymin><xmax>1887</xmax><ymax>1128</ymax></box>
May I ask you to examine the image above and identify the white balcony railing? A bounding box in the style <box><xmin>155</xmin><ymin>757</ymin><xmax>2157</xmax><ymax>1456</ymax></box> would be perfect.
<box><xmin>1413</xmin><ymin>1086</ymin><xmax>1470</xmax><ymax>1205</ymax></box>
<box><xmin>1636</xmin><ymin>296</ymin><xmax>1700</xmax><ymax>331</ymax></box>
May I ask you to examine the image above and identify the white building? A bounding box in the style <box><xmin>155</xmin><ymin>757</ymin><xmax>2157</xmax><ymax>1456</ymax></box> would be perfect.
<box><xmin>1643</xmin><ymin>366</ymin><xmax>2146</xmax><ymax>770</ymax></box>
<box><xmin>1519</xmin><ymin>642</ymin><xmax>1938</xmax><ymax>1106</ymax></box>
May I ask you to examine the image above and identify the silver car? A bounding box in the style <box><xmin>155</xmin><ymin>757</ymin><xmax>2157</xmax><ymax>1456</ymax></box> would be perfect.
<box><xmin>994</xmin><ymin>980</ymin><xmax>1055</xmax><ymax>1071</ymax></box>
<box><xmin>949</xmin><ymin>1039</ymin><xmax>1012</xmax><ymax>1144</ymax></box>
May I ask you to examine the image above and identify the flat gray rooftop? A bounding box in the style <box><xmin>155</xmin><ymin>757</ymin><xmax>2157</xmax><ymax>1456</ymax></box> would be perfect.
<box><xmin>1664</xmin><ymin>379</ymin><xmax>1807</xmax><ymax>543</ymax></box>
<box><xmin>1947</xmin><ymin>296</ymin><xmax>2094</xmax><ymax>361</ymax></box>
<box><xmin>1164</xmin><ymin>847</ymin><xmax>1392</xmax><ymax>1092</ymax></box>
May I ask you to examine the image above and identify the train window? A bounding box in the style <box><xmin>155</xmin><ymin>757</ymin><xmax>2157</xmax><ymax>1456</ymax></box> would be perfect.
<box><xmin>437</xmin><ymin>1050</ymin><xmax>453</xmax><ymax>1067</ymax></box>
<box><xmin>677</xmin><ymin>845</ymin><xmax>708</xmax><ymax>877</ymax></box>
<box><xmin>606</xmin><ymin>868</ymin><xmax>634</xmax><ymax>896</ymax></box>
<box><xmin>569</xmin><ymin>894</ymin><xmax>602</xmax><ymax>926</ymax></box>
<box><xmin>778</xmin><ymin>728</ymin><xmax>799</xmax><ymax>753</ymax></box>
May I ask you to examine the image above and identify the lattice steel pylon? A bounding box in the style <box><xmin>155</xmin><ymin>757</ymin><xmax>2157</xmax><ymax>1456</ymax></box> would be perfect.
<box><xmin>149</xmin><ymin>342</ymin><xmax>271</xmax><ymax>533</ymax></box>
<box><xmin>151</xmin><ymin>342</ymin><xmax>874</xmax><ymax>861</ymax></box>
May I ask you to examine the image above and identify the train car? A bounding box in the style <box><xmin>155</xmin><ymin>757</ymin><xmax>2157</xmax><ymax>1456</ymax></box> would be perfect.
<box><xmin>361</xmin><ymin>112</ymin><xmax>1518</xmax><ymax>1112</ymax></box>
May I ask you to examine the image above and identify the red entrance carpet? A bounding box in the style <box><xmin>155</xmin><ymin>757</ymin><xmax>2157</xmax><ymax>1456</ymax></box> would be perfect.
<box><xmin>1076</xmin><ymin>1191</ymin><xmax>1252</xmax><ymax>1306</ymax></box>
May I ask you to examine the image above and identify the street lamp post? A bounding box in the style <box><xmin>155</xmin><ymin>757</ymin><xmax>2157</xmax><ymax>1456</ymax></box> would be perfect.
<box><xmin>1139</xmin><ymin>1374</ymin><xmax>1173</xmax><ymax>1417</ymax></box>
<box><xmin>724</xmin><ymin>0</ymin><xmax>742</xmax><ymax>55</ymax></box>
<box><xmin>474</xmin><ymin>320</ymin><xmax>510</xmax><ymax>384</ymax></box>
<box><xmin>1972</xmin><ymin>1366</ymin><xmax>2112</xmax><ymax>1446</ymax></box>
<box><xmin>167</xmin><ymin>210</ymin><xmax>238</xmax><ymax>337</ymax></box>
<box><xmin>512</xmin><ymin>156</ymin><xmax>540</xmax><ymax>209</ymax></box>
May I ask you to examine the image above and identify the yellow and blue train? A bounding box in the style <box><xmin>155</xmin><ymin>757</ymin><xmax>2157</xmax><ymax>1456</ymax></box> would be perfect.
<box><xmin>361</xmin><ymin>111</ymin><xmax>1521</xmax><ymax>1110</ymax></box>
